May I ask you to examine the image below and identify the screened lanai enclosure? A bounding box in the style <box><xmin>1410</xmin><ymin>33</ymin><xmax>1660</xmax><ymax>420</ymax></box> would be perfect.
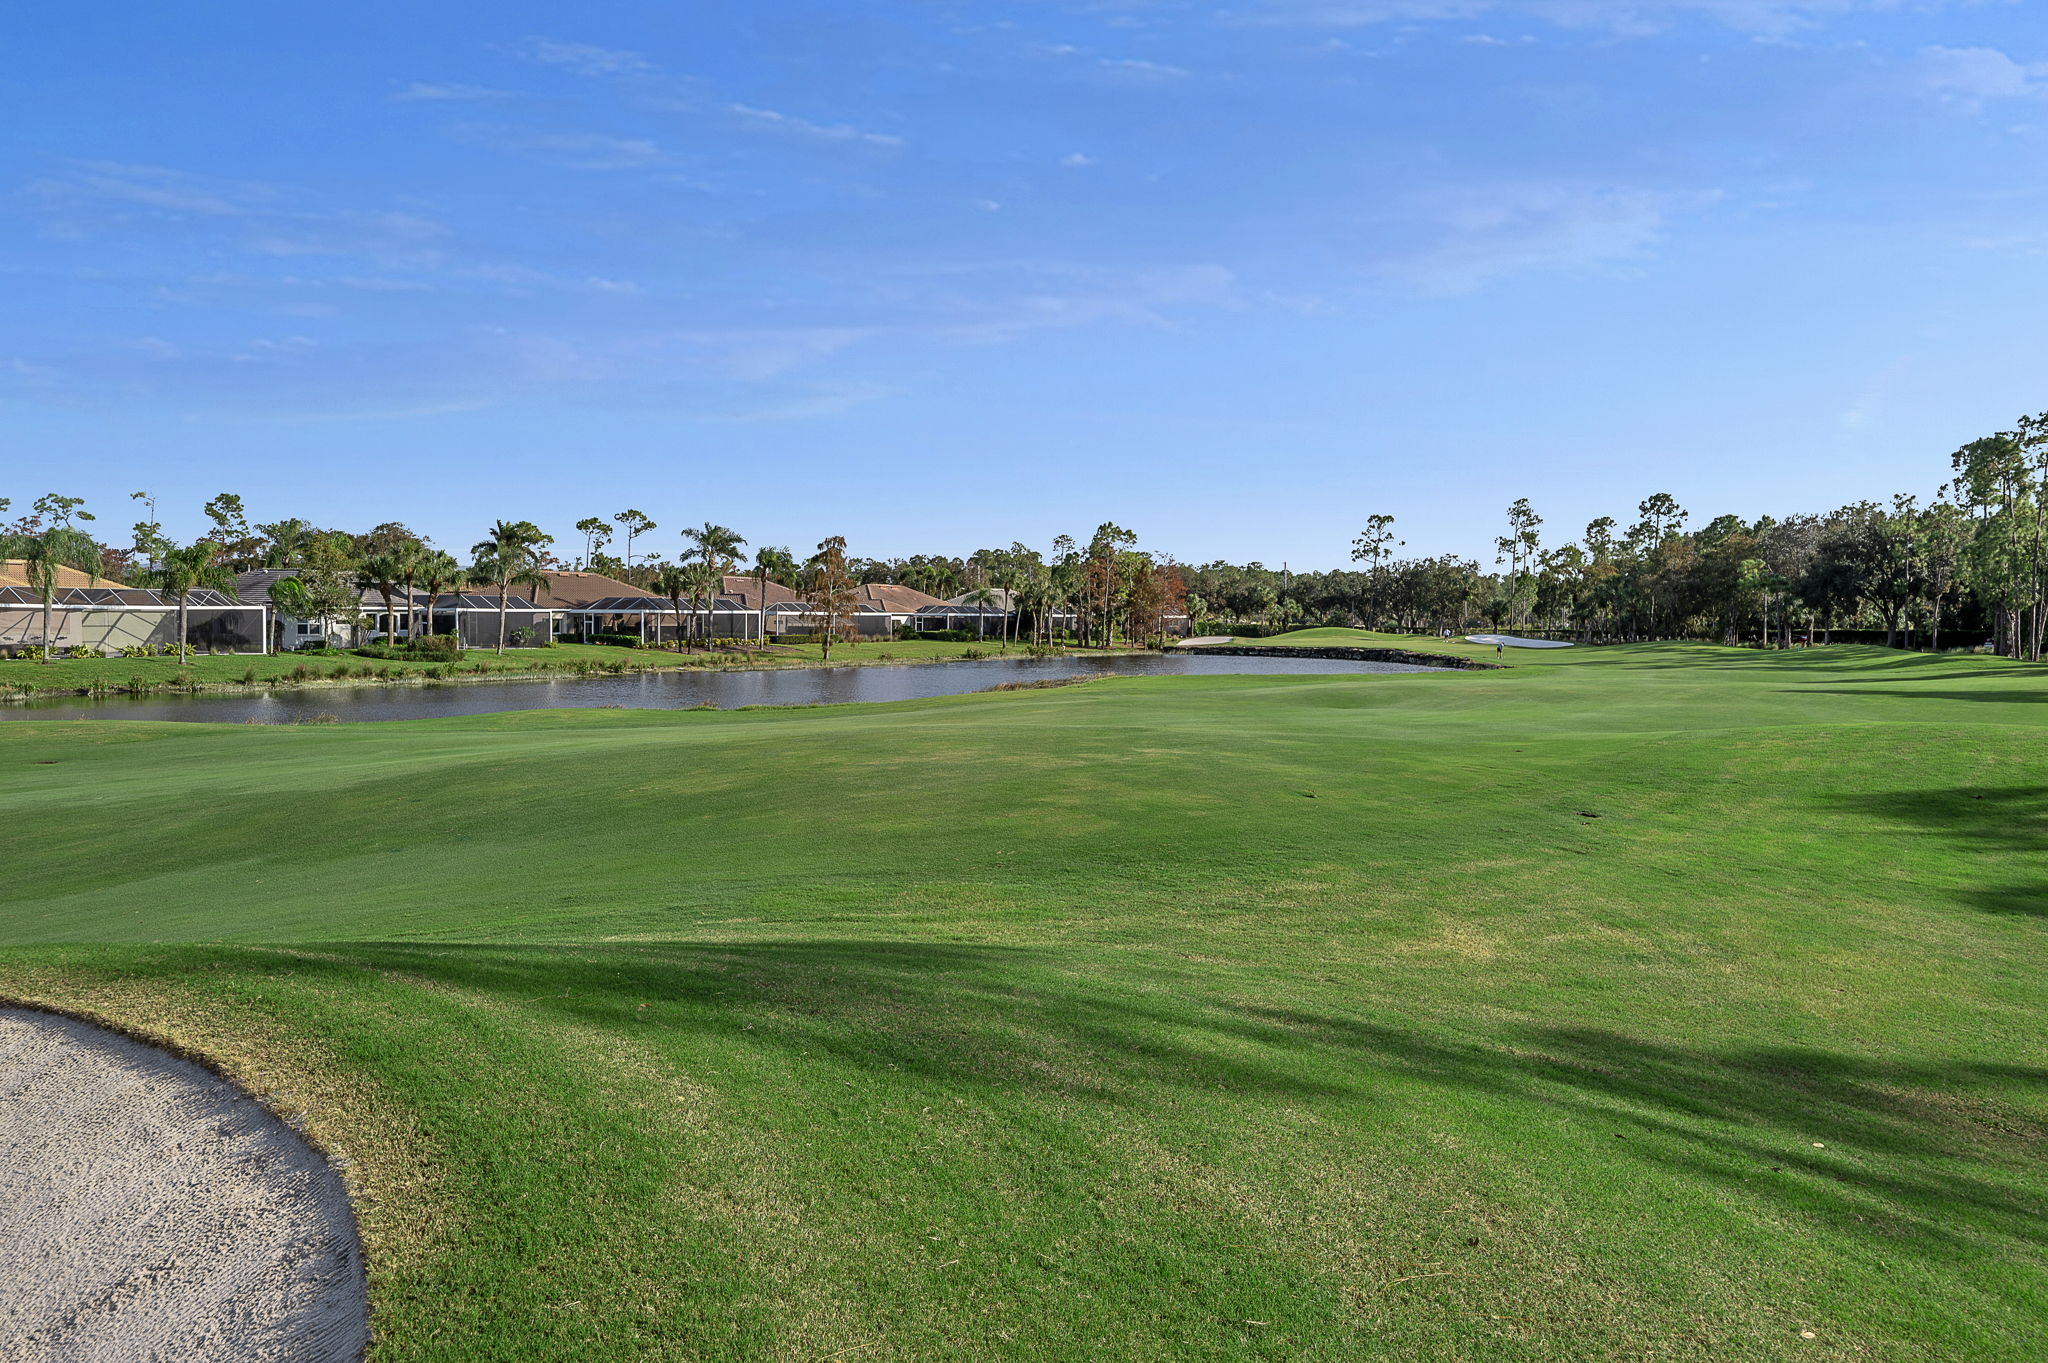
<box><xmin>414</xmin><ymin>593</ymin><xmax>552</xmax><ymax>649</ymax></box>
<box><xmin>914</xmin><ymin>602</ymin><xmax>1010</xmax><ymax>636</ymax></box>
<box><xmin>561</xmin><ymin>595</ymin><xmax>761</xmax><ymax>644</ymax></box>
<box><xmin>0</xmin><ymin>585</ymin><xmax>266</xmax><ymax>655</ymax></box>
<box><xmin>764</xmin><ymin>601</ymin><xmax>894</xmax><ymax>639</ymax></box>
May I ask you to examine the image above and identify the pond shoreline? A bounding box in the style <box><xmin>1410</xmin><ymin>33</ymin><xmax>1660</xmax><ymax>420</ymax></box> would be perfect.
<box><xmin>0</xmin><ymin>653</ymin><xmax>1438</xmax><ymax>723</ymax></box>
<box><xmin>0</xmin><ymin>644</ymin><xmax>1119</xmax><ymax>703</ymax></box>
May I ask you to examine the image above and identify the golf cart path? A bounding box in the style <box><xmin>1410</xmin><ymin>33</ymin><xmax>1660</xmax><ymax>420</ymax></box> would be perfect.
<box><xmin>0</xmin><ymin>1006</ymin><xmax>368</xmax><ymax>1362</ymax></box>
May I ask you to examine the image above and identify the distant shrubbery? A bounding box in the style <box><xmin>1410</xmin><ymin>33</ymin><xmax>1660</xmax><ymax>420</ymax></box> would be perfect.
<box><xmin>591</xmin><ymin>633</ymin><xmax>645</xmax><ymax>648</ymax></box>
<box><xmin>405</xmin><ymin>633</ymin><xmax>463</xmax><ymax>660</ymax></box>
<box><xmin>352</xmin><ymin>634</ymin><xmax>464</xmax><ymax>663</ymax></box>
<box><xmin>903</xmin><ymin>629</ymin><xmax>975</xmax><ymax>642</ymax></box>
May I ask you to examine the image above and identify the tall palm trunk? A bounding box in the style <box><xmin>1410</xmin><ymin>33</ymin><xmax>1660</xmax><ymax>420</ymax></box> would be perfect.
<box><xmin>498</xmin><ymin>581</ymin><xmax>510</xmax><ymax>654</ymax></box>
<box><xmin>176</xmin><ymin>595</ymin><xmax>191</xmax><ymax>665</ymax></box>
<box><xmin>38</xmin><ymin>597</ymin><xmax>54</xmax><ymax>663</ymax></box>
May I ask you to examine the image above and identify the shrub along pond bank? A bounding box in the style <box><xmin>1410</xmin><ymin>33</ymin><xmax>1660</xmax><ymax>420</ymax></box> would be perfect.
<box><xmin>1177</xmin><ymin>643</ymin><xmax>1502</xmax><ymax>670</ymax></box>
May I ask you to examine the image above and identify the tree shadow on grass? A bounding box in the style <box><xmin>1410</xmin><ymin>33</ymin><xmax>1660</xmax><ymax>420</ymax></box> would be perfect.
<box><xmin>1800</xmin><ymin>666</ymin><xmax>2048</xmax><ymax>684</ymax></box>
<box><xmin>149</xmin><ymin>936</ymin><xmax>2048</xmax><ymax>1266</ymax></box>
<box><xmin>1791</xmin><ymin>688</ymin><xmax>2048</xmax><ymax>705</ymax></box>
<box><xmin>1821</xmin><ymin>786</ymin><xmax>2048</xmax><ymax>917</ymax></box>
<box><xmin>1235</xmin><ymin>1008</ymin><xmax>2045</xmax><ymax>1255</ymax></box>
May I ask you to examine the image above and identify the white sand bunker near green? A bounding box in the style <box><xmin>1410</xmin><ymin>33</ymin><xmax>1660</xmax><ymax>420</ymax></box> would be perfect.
<box><xmin>0</xmin><ymin>1007</ymin><xmax>368</xmax><ymax>1362</ymax></box>
<box><xmin>1466</xmin><ymin>634</ymin><xmax>1575</xmax><ymax>649</ymax></box>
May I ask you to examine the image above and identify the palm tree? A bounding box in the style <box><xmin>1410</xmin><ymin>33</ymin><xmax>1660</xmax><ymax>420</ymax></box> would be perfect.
<box><xmin>138</xmin><ymin>541</ymin><xmax>236</xmax><ymax>666</ymax></box>
<box><xmin>471</xmin><ymin>520</ymin><xmax>552</xmax><ymax>654</ymax></box>
<box><xmin>416</xmin><ymin>550</ymin><xmax>466</xmax><ymax>645</ymax></box>
<box><xmin>11</xmin><ymin>520</ymin><xmax>102</xmax><ymax>664</ymax></box>
<box><xmin>651</xmin><ymin>563</ymin><xmax>690</xmax><ymax>649</ymax></box>
<box><xmin>393</xmin><ymin>541</ymin><xmax>429</xmax><ymax>643</ymax></box>
<box><xmin>356</xmin><ymin>552</ymin><xmax>410</xmax><ymax>648</ymax></box>
<box><xmin>961</xmin><ymin>585</ymin><xmax>998</xmax><ymax>640</ymax></box>
<box><xmin>751</xmin><ymin>544</ymin><xmax>797</xmax><ymax>645</ymax></box>
<box><xmin>268</xmin><ymin>575</ymin><xmax>316</xmax><ymax>653</ymax></box>
<box><xmin>683</xmin><ymin>522</ymin><xmax>745</xmax><ymax>569</ymax></box>
<box><xmin>681</xmin><ymin>523</ymin><xmax>746</xmax><ymax>639</ymax></box>
<box><xmin>683</xmin><ymin>560</ymin><xmax>726</xmax><ymax>645</ymax></box>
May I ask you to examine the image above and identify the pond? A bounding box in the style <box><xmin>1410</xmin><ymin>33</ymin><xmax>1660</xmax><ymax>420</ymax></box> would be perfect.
<box><xmin>0</xmin><ymin>652</ymin><xmax>1436</xmax><ymax>724</ymax></box>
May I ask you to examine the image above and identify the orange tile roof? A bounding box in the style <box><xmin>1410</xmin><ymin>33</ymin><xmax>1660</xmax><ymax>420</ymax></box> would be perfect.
<box><xmin>0</xmin><ymin>559</ymin><xmax>105</xmax><ymax>589</ymax></box>
<box><xmin>857</xmin><ymin>583</ymin><xmax>951</xmax><ymax>613</ymax></box>
<box><xmin>718</xmin><ymin>573</ymin><xmax>804</xmax><ymax>609</ymax></box>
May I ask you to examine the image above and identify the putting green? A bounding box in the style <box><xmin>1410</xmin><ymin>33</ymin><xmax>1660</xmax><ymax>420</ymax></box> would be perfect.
<box><xmin>0</xmin><ymin>642</ymin><xmax>2042</xmax><ymax>1361</ymax></box>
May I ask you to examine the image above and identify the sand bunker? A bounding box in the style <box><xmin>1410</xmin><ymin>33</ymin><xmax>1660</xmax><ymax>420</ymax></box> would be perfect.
<box><xmin>0</xmin><ymin>1007</ymin><xmax>368</xmax><ymax>1362</ymax></box>
<box><xmin>1465</xmin><ymin>634</ymin><xmax>1575</xmax><ymax>649</ymax></box>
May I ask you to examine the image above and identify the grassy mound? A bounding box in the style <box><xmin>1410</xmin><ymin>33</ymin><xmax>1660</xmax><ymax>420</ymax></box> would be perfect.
<box><xmin>2</xmin><ymin>643</ymin><xmax>2042</xmax><ymax>1360</ymax></box>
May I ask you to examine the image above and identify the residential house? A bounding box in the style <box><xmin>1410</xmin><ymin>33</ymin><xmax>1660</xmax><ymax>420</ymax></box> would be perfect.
<box><xmin>237</xmin><ymin>569</ymin><xmax>551</xmax><ymax>650</ymax></box>
<box><xmin>539</xmin><ymin>570</ymin><xmax>760</xmax><ymax>643</ymax></box>
<box><xmin>4</xmin><ymin>561</ymin><xmax>265</xmax><ymax>655</ymax></box>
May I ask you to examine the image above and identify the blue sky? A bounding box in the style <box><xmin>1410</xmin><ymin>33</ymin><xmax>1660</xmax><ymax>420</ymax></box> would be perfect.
<box><xmin>5</xmin><ymin>2</ymin><xmax>2045</xmax><ymax>568</ymax></box>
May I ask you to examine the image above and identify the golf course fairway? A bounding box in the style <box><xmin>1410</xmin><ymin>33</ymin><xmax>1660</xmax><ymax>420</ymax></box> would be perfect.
<box><xmin>1</xmin><ymin>640</ymin><xmax>2041</xmax><ymax>1361</ymax></box>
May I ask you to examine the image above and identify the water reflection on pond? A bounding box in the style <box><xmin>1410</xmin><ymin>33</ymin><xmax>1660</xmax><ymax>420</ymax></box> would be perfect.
<box><xmin>0</xmin><ymin>652</ymin><xmax>1436</xmax><ymax>724</ymax></box>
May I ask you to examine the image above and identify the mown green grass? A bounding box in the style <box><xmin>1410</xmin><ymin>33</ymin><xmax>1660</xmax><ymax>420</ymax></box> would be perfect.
<box><xmin>1</xmin><ymin>644</ymin><xmax>2043</xmax><ymax>1361</ymax></box>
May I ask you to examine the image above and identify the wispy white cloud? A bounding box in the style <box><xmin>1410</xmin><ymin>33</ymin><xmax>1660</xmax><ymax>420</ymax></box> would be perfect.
<box><xmin>713</xmin><ymin>381</ymin><xmax>902</xmax><ymax>423</ymax></box>
<box><xmin>28</xmin><ymin>162</ymin><xmax>454</xmax><ymax>267</ymax></box>
<box><xmin>1238</xmin><ymin>1</ymin><xmax>1911</xmax><ymax>39</ymax></box>
<box><xmin>1375</xmin><ymin>181</ymin><xmax>1698</xmax><ymax>294</ymax></box>
<box><xmin>231</xmin><ymin>335</ymin><xmax>321</xmax><ymax>363</ymax></box>
<box><xmin>724</xmin><ymin>103</ymin><xmax>904</xmax><ymax>147</ymax></box>
<box><xmin>246</xmin><ymin>211</ymin><xmax>449</xmax><ymax>260</ymax></box>
<box><xmin>1914</xmin><ymin>46</ymin><xmax>2048</xmax><ymax>111</ymax></box>
<box><xmin>1034</xmin><ymin>43</ymin><xmax>1195</xmax><ymax>81</ymax></box>
<box><xmin>30</xmin><ymin>160</ymin><xmax>252</xmax><ymax>218</ymax></box>
<box><xmin>503</xmin><ymin>37</ymin><xmax>906</xmax><ymax>152</ymax></box>
<box><xmin>461</xmin><ymin>262</ymin><xmax>646</xmax><ymax>295</ymax></box>
<box><xmin>0</xmin><ymin>250</ymin><xmax>1259</xmax><ymax>420</ymax></box>
<box><xmin>456</xmin><ymin>126</ymin><xmax>671</xmax><ymax>170</ymax></box>
<box><xmin>1098</xmin><ymin>57</ymin><xmax>1192</xmax><ymax>79</ymax></box>
<box><xmin>1060</xmin><ymin>152</ymin><xmax>1096</xmax><ymax>167</ymax></box>
<box><xmin>392</xmin><ymin>82</ymin><xmax>512</xmax><ymax>102</ymax></box>
<box><xmin>514</xmin><ymin>38</ymin><xmax>654</xmax><ymax>78</ymax></box>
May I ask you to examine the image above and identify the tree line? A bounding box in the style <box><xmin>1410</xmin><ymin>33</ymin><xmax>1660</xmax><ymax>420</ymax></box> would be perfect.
<box><xmin>12</xmin><ymin>412</ymin><xmax>2047</xmax><ymax>661</ymax></box>
<box><xmin>0</xmin><ymin>493</ymin><xmax>1195</xmax><ymax>661</ymax></box>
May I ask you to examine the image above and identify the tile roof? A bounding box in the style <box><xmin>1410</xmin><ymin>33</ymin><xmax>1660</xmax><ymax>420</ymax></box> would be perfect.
<box><xmin>944</xmin><ymin>588</ymin><xmax>1019</xmax><ymax>610</ymax></box>
<box><xmin>0</xmin><ymin>559</ymin><xmax>106</xmax><ymax>590</ymax></box>
<box><xmin>856</xmin><ymin>583</ymin><xmax>952</xmax><ymax>614</ymax></box>
<box><xmin>526</xmin><ymin>571</ymin><xmax>661</xmax><ymax>610</ymax></box>
<box><xmin>717</xmin><ymin>573</ymin><xmax>805</xmax><ymax>609</ymax></box>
